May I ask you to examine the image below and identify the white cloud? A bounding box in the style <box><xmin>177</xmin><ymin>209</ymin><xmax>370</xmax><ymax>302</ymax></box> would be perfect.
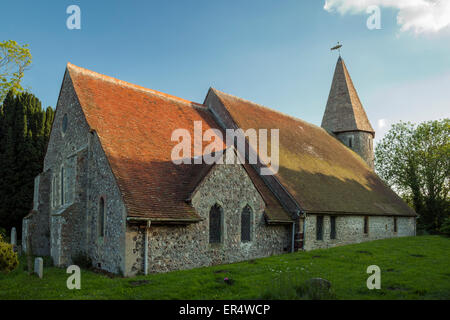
<box><xmin>324</xmin><ymin>0</ymin><xmax>450</xmax><ymax>34</ymax></box>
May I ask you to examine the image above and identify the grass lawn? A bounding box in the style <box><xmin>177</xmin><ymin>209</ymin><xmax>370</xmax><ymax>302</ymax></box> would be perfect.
<box><xmin>1</xmin><ymin>235</ymin><xmax>449</xmax><ymax>300</ymax></box>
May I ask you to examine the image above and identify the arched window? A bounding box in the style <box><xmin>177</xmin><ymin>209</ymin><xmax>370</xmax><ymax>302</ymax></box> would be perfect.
<box><xmin>364</xmin><ymin>216</ymin><xmax>369</xmax><ymax>234</ymax></box>
<box><xmin>99</xmin><ymin>197</ymin><xmax>105</xmax><ymax>237</ymax></box>
<box><xmin>62</xmin><ymin>113</ymin><xmax>68</xmax><ymax>134</ymax></box>
<box><xmin>241</xmin><ymin>205</ymin><xmax>252</xmax><ymax>242</ymax></box>
<box><xmin>330</xmin><ymin>216</ymin><xmax>336</xmax><ymax>240</ymax></box>
<box><xmin>209</xmin><ymin>204</ymin><xmax>223</xmax><ymax>243</ymax></box>
<box><xmin>60</xmin><ymin>166</ymin><xmax>65</xmax><ymax>205</ymax></box>
<box><xmin>53</xmin><ymin>175</ymin><xmax>57</xmax><ymax>208</ymax></box>
<box><xmin>316</xmin><ymin>216</ymin><xmax>323</xmax><ymax>240</ymax></box>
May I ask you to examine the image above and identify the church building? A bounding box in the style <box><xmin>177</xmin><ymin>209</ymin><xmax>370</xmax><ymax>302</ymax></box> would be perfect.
<box><xmin>23</xmin><ymin>57</ymin><xmax>416</xmax><ymax>276</ymax></box>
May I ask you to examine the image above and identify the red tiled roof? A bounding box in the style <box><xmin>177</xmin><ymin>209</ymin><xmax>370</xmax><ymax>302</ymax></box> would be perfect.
<box><xmin>67</xmin><ymin>63</ymin><xmax>224</xmax><ymax>221</ymax></box>
<box><xmin>66</xmin><ymin>63</ymin><xmax>291</xmax><ymax>222</ymax></box>
<box><xmin>211</xmin><ymin>88</ymin><xmax>416</xmax><ymax>217</ymax></box>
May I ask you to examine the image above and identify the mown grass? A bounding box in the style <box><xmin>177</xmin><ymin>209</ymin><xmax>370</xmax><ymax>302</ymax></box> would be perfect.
<box><xmin>0</xmin><ymin>235</ymin><xmax>449</xmax><ymax>300</ymax></box>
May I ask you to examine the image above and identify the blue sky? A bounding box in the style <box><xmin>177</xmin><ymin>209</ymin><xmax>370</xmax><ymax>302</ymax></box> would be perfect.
<box><xmin>1</xmin><ymin>0</ymin><xmax>449</xmax><ymax>142</ymax></box>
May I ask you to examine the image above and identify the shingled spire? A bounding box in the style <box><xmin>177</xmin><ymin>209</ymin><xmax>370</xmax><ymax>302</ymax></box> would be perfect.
<box><xmin>322</xmin><ymin>57</ymin><xmax>374</xmax><ymax>134</ymax></box>
<box><xmin>321</xmin><ymin>57</ymin><xmax>375</xmax><ymax>169</ymax></box>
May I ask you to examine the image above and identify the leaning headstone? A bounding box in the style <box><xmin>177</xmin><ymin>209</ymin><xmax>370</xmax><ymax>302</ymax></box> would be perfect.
<box><xmin>11</xmin><ymin>227</ymin><xmax>17</xmax><ymax>247</ymax></box>
<box><xmin>34</xmin><ymin>257</ymin><xmax>43</xmax><ymax>279</ymax></box>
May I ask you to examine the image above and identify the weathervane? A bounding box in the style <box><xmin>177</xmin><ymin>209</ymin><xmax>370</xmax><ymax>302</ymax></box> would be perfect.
<box><xmin>331</xmin><ymin>41</ymin><xmax>342</xmax><ymax>56</ymax></box>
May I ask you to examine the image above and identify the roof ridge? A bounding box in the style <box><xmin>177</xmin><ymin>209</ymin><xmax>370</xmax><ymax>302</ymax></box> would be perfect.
<box><xmin>211</xmin><ymin>88</ymin><xmax>327</xmax><ymax>133</ymax></box>
<box><xmin>66</xmin><ymin>62</ymin><xmax>206</xmax><ymax>109</ymax></box>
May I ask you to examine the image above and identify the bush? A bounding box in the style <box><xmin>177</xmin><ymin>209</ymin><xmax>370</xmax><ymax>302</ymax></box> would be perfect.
<box><xmin>0</xmin><ymin>227</ymin><xmax>6</xmax><ymax>239</ymax></box>
<box><xmin>0</xmin><ymin>227</ymin><xmax>10</xmax><ymax>243</ymax></box>
<box><xmin>440</xmin><ymin>217</ymin><xmax>450</xmax><ymax>237</ymax></box>
<box><xmin>0</xmin><ymin>234</ymin><xmax>19</xmax><ymax>273</ymax></box>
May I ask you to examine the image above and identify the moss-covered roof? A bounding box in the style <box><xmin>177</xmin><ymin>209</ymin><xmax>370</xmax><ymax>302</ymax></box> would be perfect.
<box><xmin>212</xmin><ymin>88</ymin><xmax>416</xmax><ymax>217</ymax></box>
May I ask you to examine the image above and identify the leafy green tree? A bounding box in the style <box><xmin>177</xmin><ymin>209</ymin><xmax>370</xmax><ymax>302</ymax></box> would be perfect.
<box><xmin>0</xmin><ymin>90</ymin><xmax>54</xmax><ymax>235</ymax></box>
<box><xmin>375</xmin><ymin>119</ymin><xmax>450</xmax><ymax>233</ymax></box>
<box><xmin>441</xmin><ymin>217</ymin><xmax>450</xmax><ymax>237</ymax></box>
<box><xmin>0</xmin><ymin>40</ymin><xmax>32</xmax><ymax>102</ymax></box>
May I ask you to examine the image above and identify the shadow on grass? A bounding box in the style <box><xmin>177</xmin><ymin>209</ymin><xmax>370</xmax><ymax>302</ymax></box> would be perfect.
<box><xmin>259</xmin><ymin>273</ymin><xmax>336</xmax><ymax>300</ymax></box>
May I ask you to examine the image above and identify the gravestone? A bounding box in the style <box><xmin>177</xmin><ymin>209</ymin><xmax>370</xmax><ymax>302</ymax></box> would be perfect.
<box><xmin>34</xmin><ymin>257</ymin><xmax>43</xmax><ymax>279</ymax></box>
<box><xmin>11</xmin><ymin>227</ymin><xmax>17</xmax><ymax>246</ymax></box>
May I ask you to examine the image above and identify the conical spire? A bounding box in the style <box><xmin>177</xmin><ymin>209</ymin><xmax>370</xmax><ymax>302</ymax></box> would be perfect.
<box><xmin>321</xmin><ymin>57</ymin><xmax>374</xmax><ymax>135</ymax></box>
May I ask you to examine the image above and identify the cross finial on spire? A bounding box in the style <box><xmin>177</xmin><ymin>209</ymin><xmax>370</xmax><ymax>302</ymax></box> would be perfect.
<box><xmin>331</xmin><ymin>41</ymin><xmax>342</xmax><ymax>57</ymax></box>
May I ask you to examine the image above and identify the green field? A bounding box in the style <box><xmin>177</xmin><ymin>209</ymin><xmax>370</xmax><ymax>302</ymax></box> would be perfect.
<box><xmin>1</xmin><ymin>235</ymin><xmax>449</xmax><ymax>300</ymax></box>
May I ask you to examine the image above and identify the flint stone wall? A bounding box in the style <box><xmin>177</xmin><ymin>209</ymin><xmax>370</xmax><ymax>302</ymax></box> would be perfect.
<box><xmin>335</xmin><ymin>131</ymin><xmax>374</xmax><ymax>169</ymax></box>
<box><xmin>303</xmin><ymin>214</ymin><xmax>416</xmax><ymax>250</ymax></box>
<box><xmin>85</xmin><ymin>132</ymin><xmax>126</xmax><ymax>275</ymax></box>
<box><xmin>30</xmin><ymin>71</ymin><xmax>126</xmax><ymax>274</ymax></box>
<box><xmin>22</xmin><ymin>171</ymin><xmax>52</xmax><ymax>256</ymax></box>
<box><xmin>125</xmin><ymin>161</ymin><xmax>291</xmax><ymax>276</ymax></box>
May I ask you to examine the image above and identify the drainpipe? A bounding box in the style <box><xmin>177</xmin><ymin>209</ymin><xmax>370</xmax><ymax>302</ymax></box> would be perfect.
<box><xmin>144</xmin><ymin>220</ymin><xmax>151</xmax><ymax>275</ymax></box>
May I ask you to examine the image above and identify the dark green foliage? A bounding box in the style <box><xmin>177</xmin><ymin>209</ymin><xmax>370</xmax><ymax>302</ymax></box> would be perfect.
<box><xmin>440</xmin><ymin>217</ymin><xmax>450</xmax><ymax>237</ymax></box>
<box><xmin>375</xmin><ymin>119</ymin><xmax>450</xmax><ymax>233</ymax></box>
<box><xmin>0</xmin><ymin>90</ymin><xmax>54</xmax><ymax>236</ymax></box>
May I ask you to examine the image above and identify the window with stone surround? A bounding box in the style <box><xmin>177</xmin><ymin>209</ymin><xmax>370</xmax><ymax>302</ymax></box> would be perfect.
<box><xmin>209</xmin><ymin>204</ymin><xmax>223</xmax><ymax>244</ymax></box>
<box><xmin>241</xmin><ymin>205</ymin><xmax>252</xmax><ymax>242</ymax></box>
<box><xmin>394</xmin><ymin>217</ymin><xmax>398</xmax><ymax>233</ymax></box>
<box><xmin>330</xmin><ymin>216</ymin><xmax>336</xmax><ymax>240</ymax></box>
<box><xmin>99</xmin><ymin>197</ymin><xmax>105</xmax><ymax>238</ymax></box>
<box><xmin>364</xmin><ymin>216</ymin><xmax>369</xmax><ymax>234</ymax></box>
<box><xmin>60</xmin><ymin>166</ymin><xmax>65</xmax><ymax>205</ymax></box>
<box><xmin>348</xmin><ymin>136</ymin><xmax>354</xmax><ymax>149</ymax></box>
<box><xmin>62</xmin><ymin>113</ymin><xmax>68</xmax><ymax>134</ymax></box>
<box><xmin>52</xmin><ymin>175</ymin><xmax>57</xmax><ymax>208</ymax></box>
<box><xmin>316</xmin><ymin>216</ymin><xmax>323</xmax><ymax>240</ymax></box>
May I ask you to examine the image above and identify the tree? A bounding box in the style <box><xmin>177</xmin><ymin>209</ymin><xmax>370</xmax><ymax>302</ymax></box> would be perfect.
<box><xmin>375</xmin><ymin>119</ymin><xmax>450</xmax><ymax>233</ymax></box>
<box><xmin>0</xmin><ymin>90</ymin><xmax>54</xmax><ymax>235</ymax></box>
<box><xmin>0</xmin><ymin>40</ymin><xmax>32</xmax><ymax>102</ymax></box>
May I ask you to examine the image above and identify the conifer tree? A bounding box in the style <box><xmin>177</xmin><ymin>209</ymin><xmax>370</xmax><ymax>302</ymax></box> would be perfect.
<box><xmin>0</xmin><ymin>90</ymin><xmax>54</xmax><ymax>235</ymax></box>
